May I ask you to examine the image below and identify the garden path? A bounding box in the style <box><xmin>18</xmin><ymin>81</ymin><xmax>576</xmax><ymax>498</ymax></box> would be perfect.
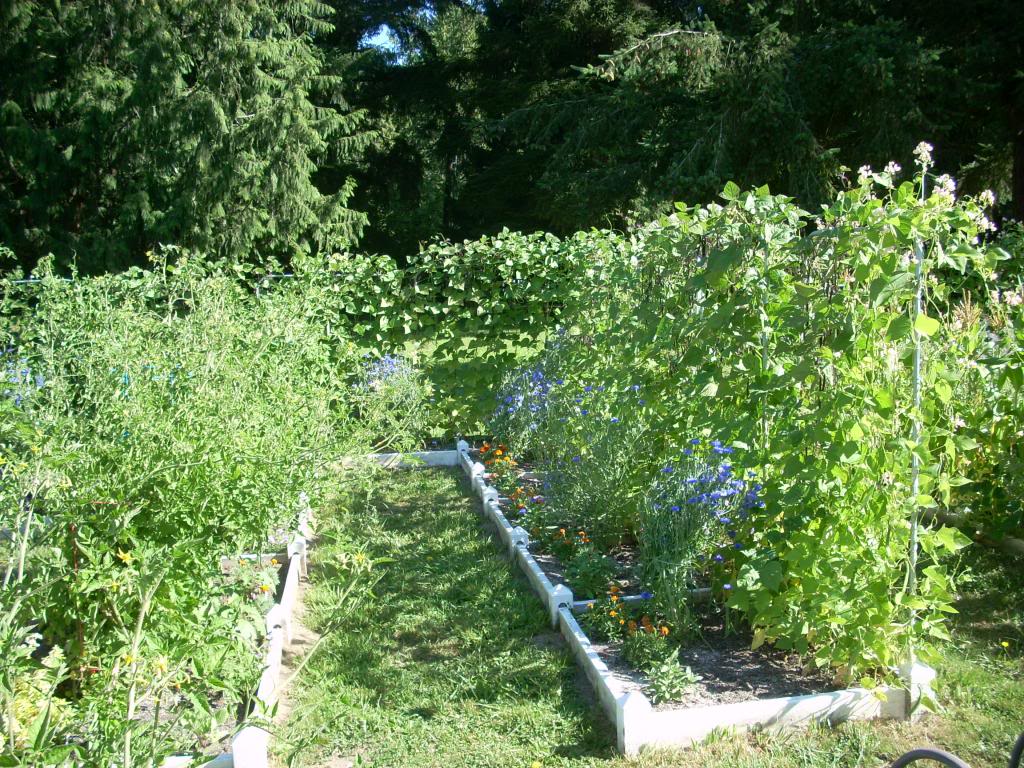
<box><xmin>270</xmin><ymin>468</ymin><xmax>1024</xmax><ymax>768</ymax></box>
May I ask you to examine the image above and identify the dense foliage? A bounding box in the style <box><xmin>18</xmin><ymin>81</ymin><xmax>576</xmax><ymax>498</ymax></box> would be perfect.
<box><xmin>1</xmin><ymin>1</ymin><xmax>371</xmax><ymax>273</ymax></box>
<box><xmin>0</xmin><ymin>256</ymin><xmax>427</xmax><ymax>764</ymax></box>
<box><xmin>3</xmin><ymin>0</ymin><xmax>1021</xmax><ymax>270</ymax></box>
<box><xmin>488</xmin><ymin>156</ymin><xmax>1023</xmax><ymax>679</ymax></box>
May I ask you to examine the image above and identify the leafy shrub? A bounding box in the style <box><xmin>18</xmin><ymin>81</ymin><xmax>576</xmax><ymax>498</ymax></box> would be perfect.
<box><xmin>563</xmin><ymin>546</ymin><xmax>618</xmax><ymax>598</ymax></box>
<box><xmin>0</xmin><ymin>252</ymin><xmax>403</xmax><ymax>763</ymax></box>
<box><xmin>646</xmin><ymin>661</ymin><xmax>702</xmax><ymax>704</ymax></box>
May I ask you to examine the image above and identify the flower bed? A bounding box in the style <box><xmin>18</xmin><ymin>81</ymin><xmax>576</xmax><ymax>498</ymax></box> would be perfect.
<box><xmin>455</xmin><ymin>441</ymin><xmax>934</xmax><ymax>755</ymax></box>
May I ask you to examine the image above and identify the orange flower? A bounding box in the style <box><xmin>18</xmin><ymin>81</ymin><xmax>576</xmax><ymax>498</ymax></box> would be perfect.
<box><xmin>628</xmin><ymin>620</ymin><xmax>638</xmax><ymax>632</ymax></box>
<box><xmin>482</xmin><ymin>442</ymin><xmax>491</xmax><ymax>452</ymax></box>
<box><xmin>558</xmin><ymin>528</ymin><xmax>566</xmax><ymax>537</ymax></box>
<box><xmin>619</xmin><ymin>619</ymin><xmax>625</xmax><ymax>625</ymax></box>
<box><xmin>609</xmin><ymin>584</ymin><xmax>620</xmax><ymax>594</ymax></box>
<box><xmin>643</xmin><ymin>624</ymin><xmax>654</xmax><ymax>634</ymax></box>
<box><xmin>659</xmin><ymin>626</ymin><xmax>670</xmax><ymax>637</ymax></box>
<box><xmin>495</xmin><ymin>449</ymin><xmax>504</xmax><ymax>457</ymax></box>
<box><xmin>610</xmin><ymin>595</ymin><xmax>619</xmax><ymax>603</ymax></box>
<box><xmin>609</xmin><ymin>610</ymin><xmax>618</xmax><ymax>617</ymax></box>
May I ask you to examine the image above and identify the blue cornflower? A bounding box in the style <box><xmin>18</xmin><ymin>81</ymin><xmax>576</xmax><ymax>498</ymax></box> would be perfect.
<box><xmin>713</xmin><ymin>554</ymin><xmax>724</xmax><ymax>563</ymax></box>
<box><xmin>610</xmin><ymin>416</ymin><xmax>620</xmax><ymax>423</ymax></box>
<box><xmin>733</xmin><ymin>542</ymin><xmax>743</xmax><ymax>550</ymax></box>
<box><xmin>584</xmin><ymin>385</ymin><xmax>593</xmax><ymax>392</ymax></box>
<box><xmin>640</xmin><ymin>591</ymin><xmax>653</xmax><ymax>600</ymax></box>
<box><xmin>661</xmin><ymin>466</ymin><xmax>674</xmax><ymax>473</ymax></box>
<box><xmin>571</xmin><ymin>456</ymin><xmax>581</xmax><ymax>463</ymax></box>
<box><xmin>580</xmin><ymin>409</ymin><xmax>588</xmax><ymax>415</ymax></box>
<box><xmin>723</xmin><ymin>583</ymin><xmax>733</xmax><ymax>591</ymax></box>
<box><xmin>690</xmin><ymin>438</ymin><xmax>701</xmax><ymax>445</ymax></box>
<box><xmin>670</xmin><ymin>505</ymin><xmax>681</xmax><ymax>512</ymax></box>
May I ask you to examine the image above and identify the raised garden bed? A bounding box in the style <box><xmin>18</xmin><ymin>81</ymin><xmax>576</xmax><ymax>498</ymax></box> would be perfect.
<box><xmin>164</xmin><ymin>494</ymin><xmax>314</xmax><ymax>768</ymax></box>
<box><xmin>453</xmin><ymin>442</ymin><xmax>935</xmax><ymax>755</ymax></box>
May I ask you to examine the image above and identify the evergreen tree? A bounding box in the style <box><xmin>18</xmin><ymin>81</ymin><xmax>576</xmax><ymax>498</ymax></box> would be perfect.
<box><xmin>0</xmin><ymin>0</ymin><xmax>372</xmax><ymax>273</ymax></box>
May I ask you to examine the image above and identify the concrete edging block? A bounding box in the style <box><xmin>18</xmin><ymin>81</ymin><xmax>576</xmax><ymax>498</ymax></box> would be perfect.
<box><xmin>370</xmin><ymin>450</ymin><xmax>460</xmax><ymax>469</ymax></box>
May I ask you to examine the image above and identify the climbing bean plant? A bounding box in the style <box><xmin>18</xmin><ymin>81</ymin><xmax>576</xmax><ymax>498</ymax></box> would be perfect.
<box><xmin>492</xmin><ymin>162</ymin><xmax>1012</xmax><ymax>678</ymax></box>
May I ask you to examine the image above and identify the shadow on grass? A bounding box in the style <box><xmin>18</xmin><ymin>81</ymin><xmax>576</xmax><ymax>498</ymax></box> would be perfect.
<box><xmin>290</xmin><ymin>468</ymin><xmax>616</xmax><ymax>765</ymax></box>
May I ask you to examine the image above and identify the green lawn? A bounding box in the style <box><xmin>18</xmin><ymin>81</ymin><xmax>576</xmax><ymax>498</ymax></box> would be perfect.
<box><xmin>273</xmin><ymin>469</ymin><xmax>1023</xmax><ymax>768</ymax></box>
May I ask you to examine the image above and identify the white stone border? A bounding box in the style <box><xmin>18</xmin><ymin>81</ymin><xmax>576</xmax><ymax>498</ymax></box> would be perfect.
<box><xmin>164</xmin><ymin>493</ymin><xmax>315</xmax><ymax>768</ymax></box>
<box><xmin>453</xmin><ymin>441</ymin><xmax>934</xmax><ymax>755</ymax></box>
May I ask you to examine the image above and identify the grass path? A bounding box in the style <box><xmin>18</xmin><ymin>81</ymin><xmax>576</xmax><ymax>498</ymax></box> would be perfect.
<box><xmin>273</xmin><ymin>469</ymin><xmax>1023</xmax><ymax>768</ymax></box>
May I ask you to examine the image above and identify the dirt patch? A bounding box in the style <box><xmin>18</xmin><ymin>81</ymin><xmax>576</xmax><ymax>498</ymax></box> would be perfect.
<box><xmin>591</xmin><ymin>612</ymin><xmax>838</xmax><ymax>709</ymax></box>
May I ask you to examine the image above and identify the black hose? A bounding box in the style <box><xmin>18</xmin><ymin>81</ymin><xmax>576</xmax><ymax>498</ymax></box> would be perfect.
<box><xmin>1008</xmin><ymin>732</ymin><xmax>1024</xmax><ymax>768</ymax></box>
<box><xmin>888</xmin><ymin>748</ymin><xmax>972</xmax><ymax>768</ymax></box>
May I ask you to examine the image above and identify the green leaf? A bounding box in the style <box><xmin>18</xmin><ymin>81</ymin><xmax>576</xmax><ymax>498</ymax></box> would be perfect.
<box><xmin>914</xmin><ymin>313</ymin><xmax>940</xmax><ymax>337</ymax></box>
<box><xmin>935</xmin><ymin>526</ymin><xmax>971</xmax><ymax>553</ymax></box>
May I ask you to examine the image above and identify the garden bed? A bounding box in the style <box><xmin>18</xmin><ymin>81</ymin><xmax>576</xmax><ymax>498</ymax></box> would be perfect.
<box><xmin>164</xmin><ymin>495</ymin><xmax>313</xmax><ymax>768</ymax></box>
<box><xmin>454</xmin><ymin>442</ymin><xmax>931</xmax><ymax>755</ymax></box>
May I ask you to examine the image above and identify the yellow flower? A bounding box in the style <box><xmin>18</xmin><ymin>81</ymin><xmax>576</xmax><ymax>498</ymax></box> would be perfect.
<box><xmin>532</xmin><ymin>762</ymin><xmax>542</xmax><ymax>768</ymax></box>
<box><xmin>660</xmin><ymin>626</ymin><xmax>670</xmax><ymax>637</ymax></box>
<box><xmin>116</xmin><ymin>549</ymin><xmax>134</xmax><ymax>564</ymax></box>
<box><xmin>154</xmin><ymin>656</ymin><xmax>169</xmax><ymax>674</ymax></box>
<box><xmin>1001</xmin><ymin>641</ymin><xmax>1011</xmax><ymax>648</ymax></box>
<box><xmin>609</xmin><ymin>610</ymin><xmax>618</xmax><ymax>618</ymax></box>
<box><xmin>619</xmin><ymin>619</ymin><xmax>625</xmax><ymax>625</ymax></box>
<box><xmin>259</xmin><ymin>584</ymin><xmax>272</xmax><ymax>593</ymax></box>
<box><xmin>610</xmin><ymin>595</ymin><xmax>619</xmax><ymax>602</ymax></box>
<box><xmin>122</xmin><ymin>653</ymin><xmax>135</xmax><ymax>666</ymax></box>
<box><xmin>270</xmin><ymin>558</ymin><xmax>279</xmax><ymax>566</ymax></box>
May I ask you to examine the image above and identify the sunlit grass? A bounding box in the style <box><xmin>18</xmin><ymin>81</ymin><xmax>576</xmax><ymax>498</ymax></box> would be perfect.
<box><xmin>274</xmin><ymin>470</ymin><xmax>1023</xmax><ymax>768</ymax></box>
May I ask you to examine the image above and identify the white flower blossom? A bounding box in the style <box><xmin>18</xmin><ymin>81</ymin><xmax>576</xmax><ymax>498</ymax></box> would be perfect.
<box><xmin>1006</xmin><ymin>291</ymin><xmax>1024</xmax><ymax>307</ymax></box>
<box><xmin>978</xmin><ymin>189</ymin><xmax>996</xmax><ymax>208</ymax></box>
<box><xmin>884</xmin><ymin>161</ymin><xmax>902</xmax><ymax>176</ymax></box>
<box><xmin>913</xmin><ymin>141</ymin><xmax>933</xmax><ymax>167</ymax></box>
<box><xmin>934</xmin><ymin>173</ymin><xmax>956</xmax><ymax>199</ymax></box>
<box><xmin>857</xmin><ymin>165</ymin><xmax>873</xmax><ymax>185</ymax></box>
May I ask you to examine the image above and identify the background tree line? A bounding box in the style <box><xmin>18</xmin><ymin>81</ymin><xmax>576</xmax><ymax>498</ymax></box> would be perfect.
<box><xmin>2</xmin><ymin>0</ymin><xmax>1021</xmax><ymax>273</ymax></box>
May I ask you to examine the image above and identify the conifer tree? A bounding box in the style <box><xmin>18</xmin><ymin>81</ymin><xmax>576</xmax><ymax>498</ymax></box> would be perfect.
<box><xmin>0</xmin><ymin>0</ymin><xmax>372</xmax><ymax>272</ymax></box>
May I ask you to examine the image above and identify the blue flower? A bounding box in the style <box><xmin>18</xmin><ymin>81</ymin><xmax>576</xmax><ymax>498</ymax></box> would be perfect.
<box><xmin>572</xmin><ymin>456</ymin><xmax>581</xmax><ymax>463</ymax></box>
<box><xmin>610</xmin><ymin>416</ymin><xmax>620</xmax><ymax>423</ymax></box>
<box><xmin>640</xmin><ymin>591</ymin><xmax>653</xmax><ymax>600</ymax></box>
<box><xmin>584</xmin><ymin>385</ymin><xmax>593</xmax><ymax>392</ymax></box>
<box><xmin>670</xmin><ymin>505</ymin><xmax>681</xmax><ymax>512</ymax></box>
<box><xmin>690</xmin><ymin>438</ymin><xmax>701</xmax><ymax>445</ymax></box>
<box><xmin>723</xmin><ymin>583</ymin><xmax>733</xmax><ymax>591</ymax></box>
<box><xmin>580</xmin><ymin>409</ymin><xmax>588</xmax><ymax>415</ymax></box>
<box><xmin>733</xmin><ymin>542</ymin><xmax>743</xmax><ymax>550</ymax></box>
<box><xmin>661</xmin><ymin>466</ymin><xmax>674</xmax><ymax>473</ymax></box>
<box><xmin>713</xmin><ymin>554</ymin><xmax>724</xmax><ymax>563</ymax></box>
